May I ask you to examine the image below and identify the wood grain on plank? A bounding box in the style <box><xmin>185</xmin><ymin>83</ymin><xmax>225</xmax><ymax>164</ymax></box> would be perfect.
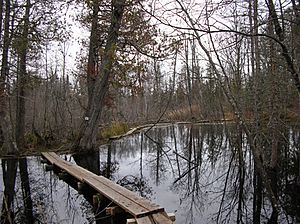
<box><xmin>92</xmin><ymin>175</ymin><xmax>163</xmax><ymax>212</ymax></box>
<box><xmin>84</xmin><ymin>176</ymin><xmax>150</xmax><ymax>217</ymax></box>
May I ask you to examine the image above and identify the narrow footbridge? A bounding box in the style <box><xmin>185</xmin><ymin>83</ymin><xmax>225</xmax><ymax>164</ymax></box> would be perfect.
<box><xmin>41</xmin><ymin>152</ymin><xmax>175</xmax><ymax>224</ymax></box>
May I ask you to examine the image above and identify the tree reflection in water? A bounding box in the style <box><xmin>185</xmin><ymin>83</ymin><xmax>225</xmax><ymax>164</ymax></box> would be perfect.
<box><xmin>1</xmin><ymin>124</ymin><xmax>300</xmax><ymax>224</ymax></box>
<box><xmin>117</xmin><ymin>175</ymin><xmax>153</xmax><ymax>199</ymax></box>
<box><xmin>1</xmin><ymin>159</ymin><xmax>18</xmax><ymax>223</ymax></box>
<box><xmin>18</xmin><ymin>158</ymin><xmax>34</xmax><ymax>224</ymax></box>
<box><xmin>0</xmin><ymin>156</ymin><xmax>99</xmax><ymax>223</ymax></box>
<box><xmin>107</xmin><ymin>124</ymin><xmax>300</xmax><ymax>224</ymax></box>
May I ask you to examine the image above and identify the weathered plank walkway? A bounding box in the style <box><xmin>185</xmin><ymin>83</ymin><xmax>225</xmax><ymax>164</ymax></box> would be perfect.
<box><xmin>41</xmin><ymin>152</ymin><xmax>174</xmax><ymax>224</ymax></box>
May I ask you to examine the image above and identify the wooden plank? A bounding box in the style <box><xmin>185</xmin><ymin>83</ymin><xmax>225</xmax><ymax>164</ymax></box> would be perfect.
<box><xmin>126</xmin><ymin>216</ymin><xmax>153</xmax><ymax>224</ymax></box>
<box><xmin>136</xmin><ymin>216</ymin><xmax>153</xmax><ymax>224</ymax></box>
<box><xmin>71</xmin><ymin>167</ymin><xmax>164</xmax><ymax>216</ymax></box>
<box><xmin>84</xmin><ymin>175</ymin><xmax>150</xmax><ymax>217</ymax></box>
<box><xmin>41</xmin><ymin>152</ymin><xmax>164</xmax><ymax>218</ymax></box>
<box><xmin>42</xmin><ymin>152</ymin><xmax>86</xmax><ymax>181</ymax></box>
<box><xmin>152</xmin><ymin>212</ymin><xmax>173</xmax><ymax>224</ymax></box>
<box><xmin>127</xmin><ymin>218</ymin><xmax>137</xmax><ymax>224</ymax></box>
<box><xmin>49</xmin><ymin>154</ymin><xmax>163</xmax><ymax>214</ymax></box>
<box><xmin>127</xmin><ymin>213</ymin><xmax>174</xmax><ymax>224</ymax></box>
<box><xmin>106</xmin><ymin>206</ymin><xmax>124</xmax><ymax>216</ymax></box>
<box><xmin>129</xmin><ymin>213</ymin><xmax>176</xmax><ymax>223</ymax></box>
<box><xmin>167</xmin><ymin>213</ymin><xmax>176</xmax><ymax>222</ymax></box>
<box><xmin>91</xmin><ymin>175</ymin><xmax>163</xmax><ymax>213</ymax></box>
<box><xmin>67</xmin><ymin>160</ymin><xmax>160</xmax><ymax>210</ymax></box>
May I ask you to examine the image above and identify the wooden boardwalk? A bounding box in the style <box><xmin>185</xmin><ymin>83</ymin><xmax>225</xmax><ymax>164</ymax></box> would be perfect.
<box><xmin>41</xmin><ymin>152</ymin><xmax>174</xmax><ymax>224</ymax></box>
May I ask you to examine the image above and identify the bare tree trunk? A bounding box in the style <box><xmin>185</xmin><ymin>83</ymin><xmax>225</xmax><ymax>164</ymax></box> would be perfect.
<box><xmin>77</xmin><ymin>0</ymin><xmax>126</xmax><ymax>150</ymax></box>
<box><xmin>0</xmin><ymin>0</ymin><xmax>18</xmax><ymax>154</ymax></box>
<box><xmin>291</xmin><ymin>0</ymin><xmax>300</xmax><ymax>81</ymax></box>
<box><xmin>267</xmin><ymin>0</ymin><xmax>300</xmax><ymax>94</ymax></box>
<box><xmin>43</xmin><ymin>45</ymin><xmax>49</xmax><ymax>135</ymax></box>
<box><xmin>73</xmin><ymin>151</ymin><xmax>100</xmax><ymax>175</ymax></box>
<box><xmin>87</xmin><ymin>0</ymin><xmax>100</xmax><ymax>107</ymax></box>
<box><xmin>16</xmin><ymin>0</ymin><xmax>30</xmax><ymax>149</ymax></box>
<box><xmin>0</xmin><ymin>0</ymin><xmax>3</xmax><ymax>39</ymax></box>
<box><xmin>267</xmin><ymin>14</ymin><xmax>280</xmax><ymax>224</ymax></box>
<box><xmin>249</xmin><ymin>0</ymin><xmax>263</xmax><ymax>222</ymax></box>
<box><xmin>184</xmin><ymin>38</ymin><xmax>193</xmax><ymax>116</ymax></box>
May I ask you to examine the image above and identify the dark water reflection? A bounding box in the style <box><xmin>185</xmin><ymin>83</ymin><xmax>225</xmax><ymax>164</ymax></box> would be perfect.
<box><xmin>1</xmin><ymin>123</ymin><xmax>300</xmax><ymax>223</ymax></box>
<box><xmin>97</xmin><ymin>124</ymin><xmax>300</xmax><ymax>224</ymax></box>
<box><xmin>104</xmin><ymin>124</ymin><xmax>238</xmax><ymax>224</ymax></box>
<box><xmin>0</xmin><ymin>156</ymin><xmax>96</xmax><ymax>223</ymax></box>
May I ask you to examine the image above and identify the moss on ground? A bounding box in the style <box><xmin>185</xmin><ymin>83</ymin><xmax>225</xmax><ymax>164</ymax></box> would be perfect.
<box><xmin>99</xmin><ymin>122</ymin><xmax>129</xmax><ymax>139</ymax></box>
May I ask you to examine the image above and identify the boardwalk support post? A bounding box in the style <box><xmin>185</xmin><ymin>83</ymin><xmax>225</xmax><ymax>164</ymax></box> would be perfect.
<box><xmin>77</xmin><ymin>182</ymin><xmax>86</xmax><ymax>194</ymax></box>
<box><xmin>167</xmin><ymin>213</ymin><xmax>176</xmax><ymax>222</ymax></box>
<box><xmin>58</xmin><ymin>171</ymin><xmax>68</xmax><ymax>180</ymax></box>
<box><xmin>106</xmin><ymin>206</ymin><xmax>124</xmax><ymax>216</ymax></box>
<box><xmin>93</xmin><ymin>193</ymin><xmax>104</xmax><ymax>209</ymax></box>
<box><xmin>45</xmin><ymin>164</ymin><xmax>53</xmax><ymax>171</ymax></box>
<box><xmin>126</xmin><ymin>219</ymin><xmax>136</xmax><ymax>224</ymax></box>
<box><xmin>41</xmin><ymin>158</ymin><xmax>48</xmax><ymax>164</ymax></box>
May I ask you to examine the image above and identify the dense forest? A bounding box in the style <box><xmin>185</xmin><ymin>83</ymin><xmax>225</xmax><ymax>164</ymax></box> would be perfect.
<box><xmin>0</xmin><ymin>0</ymin><xmax>300</xmax><ymax>223</ymax></box>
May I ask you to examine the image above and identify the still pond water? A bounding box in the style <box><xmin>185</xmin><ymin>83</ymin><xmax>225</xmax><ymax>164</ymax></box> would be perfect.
<box><xmin>1</xmin><ymin>123</ymin><xmax>300</xmax><ymax>223</ymax></box>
